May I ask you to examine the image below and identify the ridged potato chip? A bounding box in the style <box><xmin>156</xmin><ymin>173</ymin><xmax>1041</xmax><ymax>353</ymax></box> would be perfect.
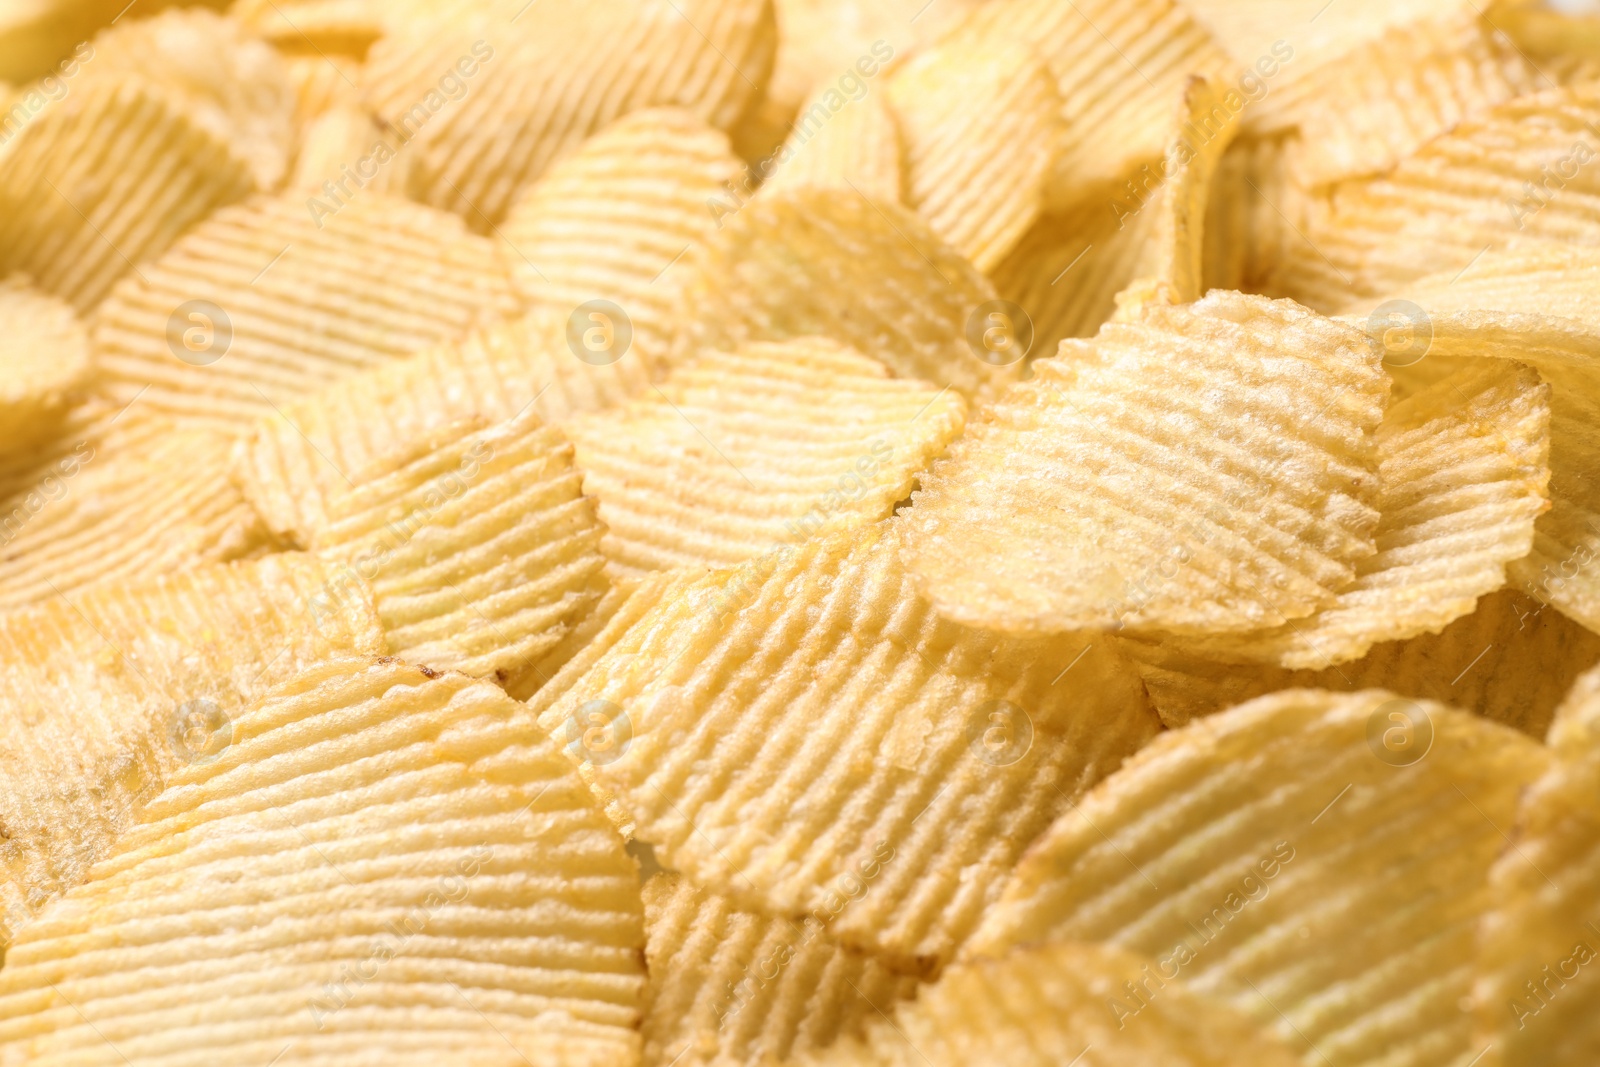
<box><xmin>0</xmin><ymin>657</ymin><xmax>646</xmax><ymax>1067</ymax></box>
<box><xmin>361</xmin><ymin>0</ymin><xmax>774</xmax><ymax>230</ymax></box>
<box><xmin>282</xmin><ymin>51</ymin><xmax>364</xmax><ymax>128</ymax></box>
<box><xmin>642</xmin><ymin>872</ymin><xmax>917</xmax><ymax>1067</ymax></box>
<box><xmin>883</xmin><ymin>33</ymin><xmax>1058</xmax><ymax>273</ymax></box>
<box><xmin>1201</xmin><ymin>131</ymin><xmax>1305</xmax><ymax>294</ymax></box>
<box><xmin>0</xmin><ymin>274</ymin><xmax>88</xmax><ymax>453</ymax></box>
<box><xmin>0</xmin><ymin>554</ymin><xmax>383</xmax><ymax>950</ymax></box>
<box><xmin>564</xmin><ymin>338</ymin><xmax>966</xmax><ymax>577</ymax></box>
<box><xmin>759</xmin><ymin>82</ymin><xmax>901</xmax><ymax>204</ymax></box>
<box><xmin>0</xmin><ymin>77</ymin><xmax>256</xmax><ymax>312</ymax></box>
<box><xmin>535</xmin><ymin>522</ymin><xmax>1159</xmax><ymax>972</ymax></box>
<box><xmin>966</xmin><ymin>688</ymin><xmax>1552</xmax><ymax>1067</ymax></box>
<box><xmin>499</xmin><ymin>108</ymin><xmax>745</xmax><ymax>381</ymax></box>
<box><xmin>229</xmin><ymin>0</ymin><xmax>386</xmax><ymax>54</ymax></box>
<box><xmin>1474</xmin><ymin>664</ymin><xmax>1600</xmax><ymax>1067</ymax></box>
<box><xmin>288</xmin><ymin>104</ymin><xmax>411</xmax><ymax>198</ymax></box>
<box><xmin>900</xmin><ymin>291</ymin><xmax>1387</xmax><ymax>636</ymax></box>
<box><xmin>312</xmin><ymin>410</ymin><xmax>606</xmax><ymax>680</ymax></box>
<box><xmin>509</xmin><ymin>570</ymin><xmax>645</xmax><ymax>702</ymax></box>
<box><xmin>92</xmin><ymin>191</ymin><xmax>518</xmax><ymax>433</ymax></box>
<box><xmin>671</xmin><ymin>186</ymin><xmax>1011</xmax><ymax>398</ymax></box>
<box><xmin>801</xmin><ymin>941</ymin><xmax>1302</xmax><ymax>1067</ymax></box>
<box><xmin>1171</xmin><ymin>361</ymin><xmax>1551</xmax><ymax>669</ymax></box>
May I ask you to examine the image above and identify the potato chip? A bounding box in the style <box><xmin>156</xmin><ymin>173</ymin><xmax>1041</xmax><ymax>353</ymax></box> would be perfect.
<box><xmin>759</xmin><ymin>82</ymin><xmax>901</xmax><ymax>204</ymax></box>
<box><xmin>1471</xmin><ymin>663</ymin><xmax>1600</xmax><ymax>1067</ymax></box>
<box><xmin>282</xmin><ymin>51</ymin><xmax>365</xmax><ymax>129</ymax></box>
<box><xmin>288</xmin><ymin>104</ymin><xmax>411</xmax><ymax>198</ymax></box>
<box><xmin>1494</xmin><ymin>1</ymin><xmax>1600</xmax><ymax>87</ymax></box>
<box><xmin>883</xmin><ymin>34</ymin><xmax>1058</xmax><ymax>273</ymax></box>
<box><xmin>1120</xmin><ymin>586</ymin><xmax>1600</xmax><ymax>735</ymax></box>
<box><xmin>947</xmin><ymin>0</ymin><xmax>1233</xmax><ymax>212</ymax></box>
<box><xmin>92</xmin><ymin>191</ymin><xmax>518</xmax><ymax>433</ymax></box>
<box><xmin>535</xmin><ymin>522</ymin><xmax>1159</xmax><ymax>972</ymax></box>
<box><xmin>0</xmin><ymin>274</ymin><xmax>88</xmax><ymax>453</ymax></box>
<box><xmin>83</xmin><ymin>8</ymin><xmax>295</xmax><ymax>189</ymax></box>
<box><xmin>507</xmin><ymin>570</ymin><xmax>643</xmax><ymax>702</ymax></box>
<box><xmin>642</xmin><ymin>871</ymin><xmax>917</xmax><ymax>1067</ymax></box>
<box><xmin>1201</xmin><ymin>131</ymin><xmax>1306</xmax><ymax>294</ymax></box>
<box><xmin>499</xmin><ymin>108</ymin><xmax>745</xmax><ymax>381</ymax></box>
<box><xmin>671</xmin><ymin>186</ymin><xmax>1011</xmax><ymax>398</ymax></box>
<box><xmin>900</xmin><ymin>291</ymin><xmax>1387</xmax><ymax>637</ymax></box>
<box><xmin>0</xmin><ymin>553</ymin><xmax>383</xmax><ymax>951</ymax></box>
<box><xmin>965</xmin><ymin>688</ymin><xmax>1552</xmax><ymax>1067</ymax></box>
<box><xmin>801</xmin><ymin>941</ymin><xmax>1302</xmax><ymax>1067</ymax></box>
<box><xmin>1270</xmin><ymin>84</ymin><xmax>1600</xmax><ymax>311</ymax></box>
<box><xmin>563</xmin><ymin>338</ymin><xmax>966</xmax><ymax>578</ymax></box>
<box><xmin>361</xmin><ymin>0</ymin><xmax>775</xmax><ymax>230</ymax></box>
<box><xmin>0</xmin><ymin>418</ymin><xmax>275</xmax><ymax>613</ymax></box>
<box><xmin>312</xmin><ymin>409</ymin><xmax>607</xmax><ymax>680</ymax></box>
<box><xmin>234</xmin><ymin>302</ymin><xmax>646</xmax><ymax>546</ymax></box>
<box><xmin>1169</xmin><ymin>361</ymin><xmax>1551</xmax><ymax>670</ymax></box>
<box><xmin>0</xmin><ymin>77</ymin><xmax>256</xmax><ymax>312</ymax></box>
<box><xmin>0</xmin><ymin>657</ymin><xmax>645</xmax><ymax>1066</ymax></box>
<box><xmin>229</xmin><ymin>0</ymin><xmax>386</xmax><ymax>55</ymax></box>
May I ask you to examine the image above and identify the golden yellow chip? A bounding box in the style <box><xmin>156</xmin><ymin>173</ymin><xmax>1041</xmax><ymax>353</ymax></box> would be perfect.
<box><xmin>948</xmin><ymin>0</ymin><xmax>1233</xmax><ymax>212</ymax></box>
<box><xmin>360</xmin><ymin>0</ymin><xmax>775</xmax><ymax>230</ymax></box>
<box><xmin>642</xmin><ymin>871</ymin><xmax>917</xmax><ymax>1067</ymax></box>
<box><xmin>288</xmin><ymin>104</ymin><xmax>411</xmax><ymax>199</ymax></box>
<box><xmin>507</xmin><ymin>570</ymin><xmax>643</xmax><ymax>702</ymax></box>
<box><xmin>0</xmin><ymin>553</ymin><xmax>383</xmax><ymax>948</ymax></box>
<box><xmin>759</xmin><ymin>82</ymin><xmax>902</xmax><ymax>205</ymax></box>
<box><xmin>1120</xmin><ymin>586</ymin><xmax>1600</xmax><ymax>735</ymax></box>
<box><xmin>312</xmin><ymin>409</ymin><xmax>607</xmax><ymax>680</ymax></box>
<box><xmin>92</xmin><ymin>191</ymin><xmax>518</xmax><ymax>434</ymax></box>
<box><xmin>0</xmin><ymin>274</ymin><xmax>88</xmax><ymax>453</ymax></box>
<box><xmin>1201</xmin><ymin>131</ymin><xmax>1306</xmax><ymax>295</ymax></box>
<box><xmin>883</xmin><ymin>33</ymin><xmax>1058</xmax><ymax>273</ymax></box>
<box><xmin>535</xmin><ymin>522</ymin><xmax>1159</xmax><ymax>972</ymax></box>
<box><xmin>1170</xmin><ymin>360</ymin><xmax>1551</xmax><ymax>669</ymax></box>
<box><xmin>82</xmin><ymin>8</ymin><xmax>295</xmax><ymax>189</ymax></box>
<box><xmin>801</xmin><ymin>941</ymin><xmax>1302</xmax><ymax>1067</ymax></box>
<box><xmin>281</xmin><ymin>51</ymin><xmax>365</xmax><ymax>128</ymax></box>
<box><xmin>499</xmin><ymin>108</ymin><xmax>745</xmax><ymax>381</ymax></box>
<box><xmin>900</xmin><ymin>291</ymin><xmax>1387</xmax><ymax>636</ymax></box>
<box><xmin>671</xmin><ymin>186</ymin><xmax>1013</xmax><ymax>398</ymax></box>
<box><xmin>0</xmin><ymin>77</ymin><xmax>256</xmax><ymax>312</ymax></box>
<box><xmin>563</xmin><ymin>338</ymin><xmax>966</xmax><ymax>577</ymax></box>
<box><xmin>965</xmin><ymin>688</ymin><xmax>1551</xmax><ymax>1067</ymax></box>
<box><xmin>229</xmin><ymin>0</ymin><xmax>387</xmax><ymax>54</ymax></box>
<box><xmin>1473</xmin><ymin>663</ymin><xmax>1600</xmax><ymax>1066</ymax></box>
<box><xmin>1483</xmin><ymin>1</ymin><xmax>1600</xmax><ymax>89</ymax></box>
<box><xmin>0</xmin><ymin>657</ymin><xmax>645</xmax><ymax>1066</ymax></box>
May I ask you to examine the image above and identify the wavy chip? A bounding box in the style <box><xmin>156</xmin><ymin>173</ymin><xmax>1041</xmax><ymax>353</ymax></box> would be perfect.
<box><xmin>564</xmin><ymin>338</ymin><xmax>966</xmax><ymax>577</ymax></box>
<box><xmin>1202</xmin><ymin>131</ymin><xmax>1306</xmax><ymax>294</ymax></box>
<box><xmin>760</xmin><ymin>82</ymin><xmax>901</xmax><ymax>204</ymax></box>
<box><xmin>1171</xmin><ymin>361</ymin><xmax>1551</xmax><ymax>669</ymax></box>
<box><xmin>312</xmin><ymin>410</ymin><xmax>606</xmax><ymax>680</ymax></box>
<box><xmin>802</xmin><ymin>941</ymin><xmax>1301</xmax><ymax>1067</ymax></box>
<box><xmin>0</xmin><ymin>77</ymin><xmax>256</xmax><ymax>311</ymax></box>
<box><xmin>884</xmin><ymin>33</ymin><xmax>1058</xmax><ymax>273</ymax></box>
<box><xmin>900</xmin><ymin>291</ymin><xmax>1387</xmax><ymax>636</ymax></box>
<box><xmin>642</xmin><ymin>872</ymin><xmax>917</xmax><ymax>1067</ymax></box>
<box><xmin>92</xmin><ymin>192</ymin><xmax>517</xmax><ymax>433</ymax></box>
<box><xmin>235</xmin><ymin>304</ymin><xmax>645</xmax><ymax>546</ymax></box>
<box><xmin>672</xmin><ymin>186</ymin><xmax>1010</xmax><ymax>398</ymax></box>
<box><xmin>499</xmin><ymin>108</ymin><xmax>745</xmax><ymax>381</ymax></box>
<box><xmin>536</xmin><ymin>522</ymin><xmax>1159</xmax><ymax>972</ymax></box>
<box><xmin>0</xmin><ymin>554</ymin><xmax>382</xmax><ymax>950</ymax></box>
<box><xmin>0</xmin><ymin>275</ymin><xmax>88</xmax><ymax>453</ymax></box>
<box><xmin>361</xmin><ymin>0</ymin><xmax>774</xmax><ymax>230</ymax></box>
<box><xmin>0</xmin><ymin>658</ymin><xmax>645</xmax><ymax>1066</ymax></box>
<box><xmin>288</xmin><ymin>104</ymin><xmax>411</xmax><ymax>198</ymax></box>
<box><xmin>508</xmin><ymin>571</ymin><xmax>645</xmax><ymax>702</ymax></box>
<box><xmin>966</xmin><ymin>688</ymin><xmax>1552</xmax><ymax>1067</ymax></box>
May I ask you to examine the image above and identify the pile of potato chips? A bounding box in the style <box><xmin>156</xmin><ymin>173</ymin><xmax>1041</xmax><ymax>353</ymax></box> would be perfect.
<box><xmin>2</xmin><ymin>0</ymin><xmax>1600</xmax><ymax>1062</ymax></box>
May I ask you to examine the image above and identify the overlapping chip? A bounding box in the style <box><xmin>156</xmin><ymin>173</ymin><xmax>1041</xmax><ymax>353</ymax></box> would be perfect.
<box><xmin>801</xmin><ymin>941</ymin><xmax>1303</xmax><ymax>1067</ymax></box>
<box><xmin>759</xmin><ymin>82</ymin><xmax>901</xmax><ymax>204</ymax></box>
<box><xmin>0</xmin><ymin>274</ymin><xmax>88</xmax><ymax>453</ymax></box>
<box><xmin>92</xmin><ymin>191</ymin><xmax>517</xmax><ymax>433</ymax></box>
<box><xmin>671</xmin><ymin>186</ymin><xmax>1012</xmax><ymax>398</ymax></box>
<box><xmin>1201</xmin><ymin>131</ymin><xmax>1305</xmax><ymax>295</ymax></box>
<box><xmin>0</xmin><ymin>554</ymin><xmax>382</xmax><ymax>949</ymax></box>
<box><xmin>0</xmin><ymin>657</ymin><xmax>646</xmax><ymax>1066</ymax></box>
<box><xmin>965</xmin><ymin>688</ymin><xmax>1552</xmax><ymax>1067</ymax></box>
<box><xmin>642</xmin><ymin>872</ymin><xmax>917</xmax><ymax>1067</ymax></box>
<box><xmin>883</xmin><ymin>33</ymin><xmax>1058</xmax><ymax>273</ymax></box>
<box><xmin>288</xmin><ymin>104</ymin><xmax>411</xmax><ymax>198</ymax></box>
<box><xmin>900</xmin><ymin>291</ymin><xmax>1388</xmax><ymax>636</ymax></box>
<box><xmin>311</xmin><ymin>409</ymin><xmax>606</xmax><ymax>680</ymax></box>
<box><xmin>535</xmin><ymin>521</ymin><xmax>1160</xmax><ymax>972</ymax></box>
<box><xmin>498</xmin><ymin>108</ymin><xmax>745</xmax><ymax>380</ymax></box>
<box><xmin>563</xmin><ymin>338</ymin><xmax>966</xmax><ymax>577</ymax></box>
<box><xmin>360</xmin><ymin>0</ymin><xmax>775</xmax><ymax>229</ymax></box>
